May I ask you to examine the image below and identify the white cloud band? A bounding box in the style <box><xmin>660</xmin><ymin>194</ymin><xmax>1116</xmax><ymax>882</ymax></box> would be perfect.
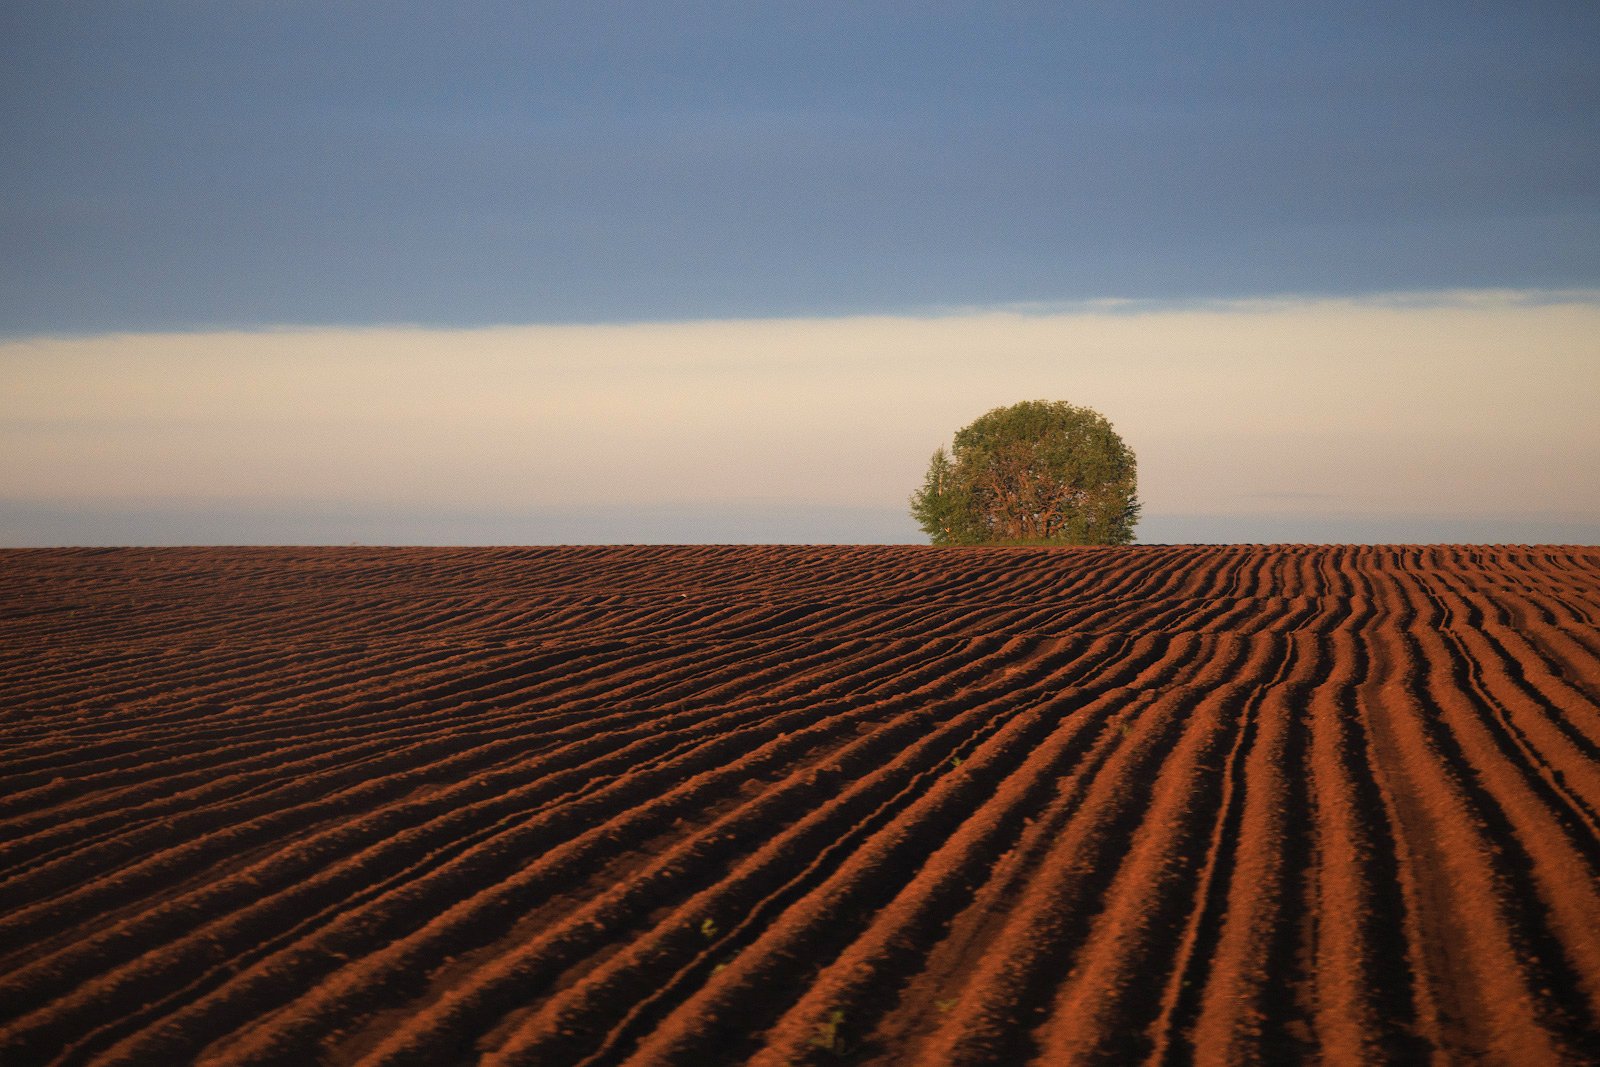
<box><xmin>4</xmin><ymin>290</ymin><xmax>1598</xmax><ymax>543</ymax></box>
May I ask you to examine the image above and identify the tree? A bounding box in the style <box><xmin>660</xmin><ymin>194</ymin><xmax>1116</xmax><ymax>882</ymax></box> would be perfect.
<box><xmin>910</xmin><ymin>400</ymin><xmax>1140</xmax><ymax>545</ymax></box>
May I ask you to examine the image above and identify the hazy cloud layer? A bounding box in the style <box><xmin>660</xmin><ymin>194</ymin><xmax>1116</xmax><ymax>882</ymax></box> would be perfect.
<box><xmin>3</xmin><ymin>291</ymin><xmax>1597</xmax><ymax>545</ymax></box>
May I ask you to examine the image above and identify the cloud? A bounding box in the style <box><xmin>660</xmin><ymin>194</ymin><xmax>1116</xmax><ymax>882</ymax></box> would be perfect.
<box><xmin>3</xmin><ymin>290</ymin><xmax>1598</xmax><ymax>544</ymax></box>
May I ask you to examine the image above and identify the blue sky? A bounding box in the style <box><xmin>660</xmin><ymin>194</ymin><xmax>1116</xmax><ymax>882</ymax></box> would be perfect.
<box><xmin>2</xmin><ymin>4</ymin><xmax>1597</xmax><ymax>544</ymax></box>
<box><xmin>6</xmin><ymin>2</ymin><xmax>1597</xmax><ymax>333</ymax></box>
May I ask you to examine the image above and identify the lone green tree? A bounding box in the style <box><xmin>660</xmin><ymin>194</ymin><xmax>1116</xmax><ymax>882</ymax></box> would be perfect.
<box><xmin>910</xmin><ymin>400</ymin><xmax>1140</xmax><ymax>545</ymax></box>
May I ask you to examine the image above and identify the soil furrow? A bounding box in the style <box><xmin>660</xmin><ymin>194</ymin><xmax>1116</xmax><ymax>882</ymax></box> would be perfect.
<box><xmin>2</xmin><ymin>545</ymin><xmax>1597</xmax><ymax>1065</ymax></box>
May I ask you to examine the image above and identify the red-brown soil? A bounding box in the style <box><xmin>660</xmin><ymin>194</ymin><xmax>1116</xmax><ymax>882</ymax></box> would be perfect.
<box><xmin>1</xmin><ymin>544</ymin><xmax>1598</xmax><ymax>1065</ymax></box>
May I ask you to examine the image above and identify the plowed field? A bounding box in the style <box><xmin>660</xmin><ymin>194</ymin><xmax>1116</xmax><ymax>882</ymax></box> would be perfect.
<box><xmin>2</xmin><ymin>545</ymin><xmax>1598</xmax><ymax>1065</ymax></box>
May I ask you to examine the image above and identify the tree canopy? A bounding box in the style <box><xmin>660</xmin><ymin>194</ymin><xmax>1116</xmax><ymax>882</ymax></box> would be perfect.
<box><xmin>910</xmin><ymin>400</ymin><xmax>1140</xmax><ymax>545</ymax></box>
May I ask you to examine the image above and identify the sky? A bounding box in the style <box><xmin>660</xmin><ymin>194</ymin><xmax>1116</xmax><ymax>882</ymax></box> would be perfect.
<box><xmin>2</xmin><ymin>3</ymin><xmax>1598</xmax><ymax>545</ymax></box>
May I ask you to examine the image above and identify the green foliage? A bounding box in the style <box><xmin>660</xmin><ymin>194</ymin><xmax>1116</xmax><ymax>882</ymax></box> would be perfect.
<box><xmin>910</xmin><ymin>400</ymin><xmax>1140</xmax><ymax>546</ymax></box>
<box><xmin>810</xmin><ymin>1009</ymin><xmax>848</xmax><ymax>1055</ymax></box>
<box><xmin>908</xmin><ymin>446</ymin><xmax>981</xmax><ymax>545</ymax></box>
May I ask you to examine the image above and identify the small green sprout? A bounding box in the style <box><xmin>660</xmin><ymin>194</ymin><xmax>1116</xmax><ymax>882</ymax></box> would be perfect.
<box><xmin>699</xmin><ymin>917</ymin><xmax>718</xmax><ymax>939</ymax></box>
<box><xmin>809</xmin><ymin>1009</ymin><xmax>847</xmax><ymax>1055</ymax></box>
